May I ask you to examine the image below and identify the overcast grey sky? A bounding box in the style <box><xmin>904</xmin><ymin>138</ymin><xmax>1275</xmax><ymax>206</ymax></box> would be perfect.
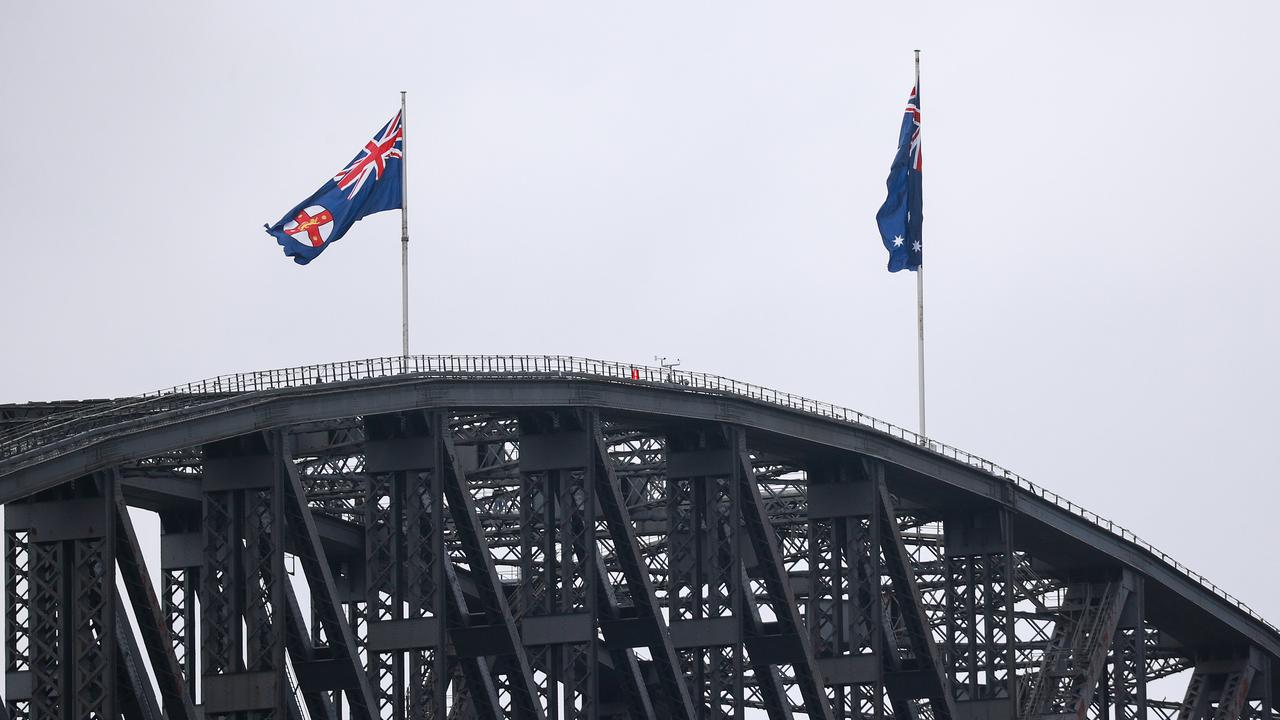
<box><xmin>2</xmin><ymin>3</ymin><xmax>1277</xmax><ymax>626</ymax></box>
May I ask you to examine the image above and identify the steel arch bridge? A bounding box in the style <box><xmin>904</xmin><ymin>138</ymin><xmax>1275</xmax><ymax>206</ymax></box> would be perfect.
<box><xmin>0</xmin><ymin>355</ymin><xmax>1273</xmax><ymax>720</ymax></box>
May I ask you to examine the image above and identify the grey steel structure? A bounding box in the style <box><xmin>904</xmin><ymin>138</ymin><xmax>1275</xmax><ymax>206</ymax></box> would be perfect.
<box><xmin>0</xmin><ymin>355</ymin><xmax>1273</xmax><ymax>720</ymax></box>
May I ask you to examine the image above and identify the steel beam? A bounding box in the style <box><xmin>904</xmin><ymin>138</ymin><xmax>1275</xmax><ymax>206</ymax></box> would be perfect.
<box><xmin>518</xmin><ymin>410</ymin><xmax>644</xmax><ymax>720</ymax></box>
<box><xmin>115</xmin><ymin>596</ymin><xmax>163</xmax><ymax>720</ymax></box>
<box><xmin>361</xmin><ymin>411</ymin><xmax>450</xmax><ymax>719</ymax></box>
<box><xmin>1178</xmin><ymin>650</ymin><xmax>1263</xmax><ymax>720</ymax></box>
<box><xmin>735</xmin><ymin>432</ymin><xmax>833</xmax><ymax>720</ymax></box>
<box><xmin>6</xmin><ymin>477</ymin><xmax>121</xmax><ymax>719</ymax></box>
<box><xmin>281</xmin><ymin>573</ymin><xmax>340</xmax><ymax>720</ymax></box>
<box><xmin>364</xmin><ymin>448</ymin><xmax>407</xmax><ymax>718</ymax></box>
<box><xmin>593</xmin><ymin>423</ymin><xmax>698</xmax><ymax>720</ymax></box>
<box><xmin>874</xmin><ymin>463</ymin><xmax>958</xmax><ymax>720</ymax></box>
<box><xmin>2</xmin><ymin>378</ymin><xmax>1280</xmax><ymax>720</ymax></box>
<box><xmin>201</xmin><ymin>434</ymin><xmax>288</xmax><ymax>718</ymax></box>
<box><xmin>666</xmin><ymin>426</ymin><xmax>748</xmax><ymax>719</ymax></box>
<box><xmin>114</xmin><ymin>481</ymin><xmax>198</xmax><ymax>720</ymax></box>
<box><xmin>1020</xmin><ymin>572</ymin><xmax>1133</xmax><ymax>720</ymax></box>
<box><xmin>1112</xmin><ymin>577</ymin><xmax>1148</xmax><ymax>720</ymax></box>
<box><xmin>807</xmin><ymin>460</ymin><xmax>883</xmax><ymax>720</ymax></box>
<box><xmin>276</xmin><ymin>433</ymin><xmax>379</xmax><ymax>719</ymax></box>
<box><xmin>159</xmin><ymin>509</ymin><xmax>201</xmax><ymax>704</ymax></box>
<box><xmin>355</xmin><ymin>413</ymin><xmax>505</xmax><ymax>719</ymax></box>
<box><xmin>401</xmin><ymin>412</ymin><xmax>450</xmax><ymax>719</ymax></box>
<box><xmin>442</xmin><ymin>428</ymin><xmax>547</xmax><ymax>720</ymax></box>
<box><xmin>944</xmin><ymin>507</ymin><xmax>1016</xmax><ymax>720</ymax></box>
<box><xmin>5</xmin><ymin>524</ymin><xmax>30</xmax><ymax>720</ymax></box>
<box><xmin>3</xmin><ymin>378</ymin><xmax>1277</xmax><ymax>667</ymax></box>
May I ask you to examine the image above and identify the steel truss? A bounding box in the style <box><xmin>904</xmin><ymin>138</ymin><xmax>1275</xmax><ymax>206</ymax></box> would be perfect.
<box><xmin>0</xmin><ymin>400</ymin><xmax>1276</xmax><ymax>720</ymax></box>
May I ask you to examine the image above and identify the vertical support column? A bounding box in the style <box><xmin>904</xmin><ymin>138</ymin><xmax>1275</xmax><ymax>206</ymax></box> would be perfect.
<box><xmin>5</xmin><ymin>523</ymin><xmax>31</xmax><ymax>720</ymax></box>
<box><xmin>517</xmin><ymin>412</ymin><xmax>600</xmax><ymax>720</ymax></box>
<box><xmin>1262</xmin><ymin>655</ymin><xmax>1274</xmax><ymax>720</ymax></box>
<box><xmin>1246</xmin><ymin>654</ymin><xmax>1273</xmax><ymax>720</ymax></box>
<box><xmin>267</xmin><ymin>436</ymin><xmax>291</xmax><ymax>714</ymax></box>
<box><xmin>5</xmin><ymin>476</ymin><xmax>120</xmax><ymax>720</ymax></box>
<box><xmin>666</xmin><ymin>427</ymin><xmax>744</xmax><ymax>719</ymax></box>
<box><xmin>666</xmin><ymin>439</ymin><xmax>698</xmax><ymax>691</ymax></box>
<box><xmin>74</xmin><ymin>471</ymin><xmax>117</xmax><ymax>720</ymax></box>
<box><xmin>162</xmin><ymin>564</ymin><xmax>199</xmax><ymax>701</ymax></box>
<box><xmin>561</xmin><ymin>436</ymin><xmax>599</xmax><ymax>720</ymax></box>
<box><xmin>854</xmin><ymin>467</ymin><xmax>884</xmax><ymax>720</ymax></box>
<box><xmin>28</xmin><ymin>534</ymin><xmax>61</xmax><ymax>720</ymax></box>
<box><xmin>1095</xmin><ymin>666</ymin><xmax>1111</xmax><ymax>720</ymax></box>
<box><xmin>407</xmin><ymin>414</ymin><xmax>450</xmax><ymax>720</ymax></box>
<box><xmin>710</xmin><ymin>453</ymin><xmax>743</xmax><ymax>720</ymax></box>
<box><xmin>1112</xmin><ymin>577</ymin><xmax>1148</xmax><ymax>720</ymax></box>
<box><xmin>364</xmin><ymin>411</ymin><xmax>449</xmax><ymax>719</ymax></box>
<box><xmin>201</xmin><ymin>435</ymin><xmax>287</xmax><ymax>719</ymax></box>
<box><xmin>364</xmin><ymin>430</ymin><xmax>406</xmax><ymax>720</ymax></box>
<box><xmin>520</xmin><ymin>433</ymin><xmax>556</xmax><ymax>715</ymax></box>
<box><xmin>161</xmin><ymin>509</ymin><xmax>202</xmax><ymax>704</ymax></box>
<box><xmin>349</xmin><ymin>592</ymin><xmax>369</xmax><ymax>700</ymax></box>
<box><xmin>944</xmin><ymin>507</ymin><xmax>1015</xmax><ymax>720</ymax></box>
<box><xmin>202</xmin><ymin>476</ymin><xmax>242</xmax><ymax>680</ymax></box>
<box><xmin>806</xmin><ymin>461</ymin><xmax>883</xmax><ymax>720</ymax></box>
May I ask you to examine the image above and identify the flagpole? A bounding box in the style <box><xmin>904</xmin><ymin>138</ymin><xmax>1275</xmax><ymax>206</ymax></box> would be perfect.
<box><xmin>400</xmin><ymin>91</ymin><xmax>410</xmax><ymax>359</ymax></box>
<box><xmin>917</xmin><ymin>261</ymin><xmax>926</xmax><ymax>440</ymax></box>
<box><xmin>914</xmin><ymin>49</ymin><xmax>927</xmax><ymax>442</ymax></box>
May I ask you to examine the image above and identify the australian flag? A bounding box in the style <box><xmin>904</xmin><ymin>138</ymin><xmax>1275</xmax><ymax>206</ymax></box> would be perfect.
<box><xmin>875</xmin><ymin>86</ymin><xmax>922</xmax><ymax>272</ymax></box>
<box><xmin>265</xmin><ymin>111</ymin><xmax>404</xmax><ymax>265</ymax></box>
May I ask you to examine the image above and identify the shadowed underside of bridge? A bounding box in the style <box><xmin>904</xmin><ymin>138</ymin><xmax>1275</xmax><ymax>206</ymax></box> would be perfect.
<box><xmin>0</xmin><ymin>357</ymin><xmax>1274</xmax><ymax>720</ymax></box>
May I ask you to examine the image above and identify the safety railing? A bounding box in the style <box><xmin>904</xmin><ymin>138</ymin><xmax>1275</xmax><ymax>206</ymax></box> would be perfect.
<box><xmin>0</xmin><ymin>353</ymin><xmax>1272</xmax><ymax>635</ymax></box>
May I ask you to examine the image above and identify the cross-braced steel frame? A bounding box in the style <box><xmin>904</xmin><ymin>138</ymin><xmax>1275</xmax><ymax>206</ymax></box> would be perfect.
<box><xmin>0</xmin><ymin>361</ymin><xmax>1275</xmax><ymax>720</ymax></box>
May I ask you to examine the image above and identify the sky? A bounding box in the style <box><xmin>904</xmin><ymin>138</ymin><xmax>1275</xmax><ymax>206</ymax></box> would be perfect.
<box><xmin>2</xmin><ymin>1</ymin><xmax>1278</xmax><ymax>640</ymax></box>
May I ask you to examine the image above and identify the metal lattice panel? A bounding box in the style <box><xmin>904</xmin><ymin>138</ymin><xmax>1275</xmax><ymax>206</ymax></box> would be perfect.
<box><xmin>0</xmin><ymin>365</ymin><xmax>1275</xmax><ymax>720</ymax></box>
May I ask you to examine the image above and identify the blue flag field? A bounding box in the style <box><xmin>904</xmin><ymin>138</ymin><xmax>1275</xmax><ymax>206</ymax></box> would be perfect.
<box><xmin>875</xmin><ymin>86</ymin><xmax>923</xmax><ymax>272</ymax></box>
<box><xmin>265</xmin><ymin>111</ymin><xmax>405</xmax><ymax>265</ymax></box>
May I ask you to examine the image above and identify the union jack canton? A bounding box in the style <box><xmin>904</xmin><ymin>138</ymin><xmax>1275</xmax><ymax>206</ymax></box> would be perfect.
<box><xmin>266</xmin><ymin>111</ymin><xmax>404</xmax><ymax>265</ymax></box>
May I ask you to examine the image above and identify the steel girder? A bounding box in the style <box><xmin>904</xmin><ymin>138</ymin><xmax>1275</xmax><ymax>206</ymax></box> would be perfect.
<box><xmin>115</xmin><ymin>481</ymin><xmax>199</xmax><ymax>720</ymax></box>
<box><xmin>591</xmin><ymin>422</ymin><xmax>696</xmax><ymax>720</ymax></box>
<box><xmin>1019</xmin><ymin>572</ymin><xmax>1133</xmax><ymax>720</ymax></box>
<box><xmin>0</xmin><ymin>392</ymin><xmax>1275</xmax><ymax>720</ymax></box>
<box><xmin>4</xmin><ymin>475</ymin><xmax>130</xmax><ymax>719</ymax></box>
<box><xmin>1</xmin><ymin>376</ymin><xmax>1270</xmax><ymax>665</ymax></box>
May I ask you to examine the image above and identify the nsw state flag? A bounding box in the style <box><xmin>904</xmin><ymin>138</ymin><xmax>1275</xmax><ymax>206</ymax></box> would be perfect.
<box><xmin>265</xmin><ymin>111</ymin><xmax>404</xmax><ymax>265</ymax></box>
<box><xmin>875</xmin><ymin>86</ymin><xmax>923</xmax><ymax>272</ymax></box>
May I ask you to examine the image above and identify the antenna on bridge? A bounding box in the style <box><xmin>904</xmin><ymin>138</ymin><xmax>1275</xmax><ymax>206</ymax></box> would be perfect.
<box><xmin>654</xmin><ymin>356</ymin><xmax>682</xmax><ymax>383</ymax></box>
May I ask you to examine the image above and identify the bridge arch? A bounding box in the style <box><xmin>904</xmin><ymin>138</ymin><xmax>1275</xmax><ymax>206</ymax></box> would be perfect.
<box><xmin>0</xmin><ymin>356</ymin><xmax>1272</xmax><ymax>720</ymax></box>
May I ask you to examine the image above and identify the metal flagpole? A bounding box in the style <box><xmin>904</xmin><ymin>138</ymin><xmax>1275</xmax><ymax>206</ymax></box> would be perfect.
<box><xmin>917</xmin><ymin>261</ymin><xmax>926</xmax><ymax>440</ymax></box>
<box><xmin>914</xmin><ymin>50</ymin><xmax>926</xmax><ymax>441</ymax></box>
<box><xmin>400</xmin><ymin>91</ymin><xmax>410</xmax><ymax>358</ymax></box>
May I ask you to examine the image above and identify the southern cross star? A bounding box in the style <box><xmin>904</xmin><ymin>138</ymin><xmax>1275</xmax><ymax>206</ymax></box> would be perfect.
<box><xmin>912</xmin><ymin>240</ymin><xmax>921</xmax><ymax>252</ymax></box>
<box><xmin>893</xmin><ymin>235</ymin><xmax>904</xmax><ymax>247</ymax></box>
